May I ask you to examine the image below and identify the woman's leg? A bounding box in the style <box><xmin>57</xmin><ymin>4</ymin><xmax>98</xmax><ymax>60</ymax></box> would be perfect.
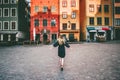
<box><xmin>59</xmin><ymin>58</ymin><xmax>64</xmax><ymax>67</ymax></box>
<box><xmin>61</xmin><ymin>58</ymin><xmax>64</xmax><ymax>67</ymax></box>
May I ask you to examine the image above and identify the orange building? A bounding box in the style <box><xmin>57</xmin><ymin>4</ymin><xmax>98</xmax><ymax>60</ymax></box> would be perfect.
<box><xmin>30</xmin><ymin>0</ymin><xmax>59</xmax><ymax>42</ymax></box>
<box><xmin>59</xmin><ymin>0</ymin><xmax>80</xmax><ymax>42</ymax></box>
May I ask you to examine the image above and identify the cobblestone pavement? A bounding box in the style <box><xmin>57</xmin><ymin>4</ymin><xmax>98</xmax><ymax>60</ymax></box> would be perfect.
<box><xmin>0</xmin><ymin>41</ymin><xmax>120</xmax><ymax>80</ymax></box>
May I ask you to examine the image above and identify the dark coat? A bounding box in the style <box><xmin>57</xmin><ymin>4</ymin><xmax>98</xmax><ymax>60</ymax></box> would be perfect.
<box><xmin>53</xmin><ymin>41</ymin><xmax>70</xmax><ymax>58</ymax></box>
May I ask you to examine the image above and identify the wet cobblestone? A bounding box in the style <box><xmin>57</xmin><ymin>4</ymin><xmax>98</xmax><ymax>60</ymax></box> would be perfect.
<box><xmin>0</xmin><ymin>41</ymin><xmax>120</xmax><ymax>80</ymax></box>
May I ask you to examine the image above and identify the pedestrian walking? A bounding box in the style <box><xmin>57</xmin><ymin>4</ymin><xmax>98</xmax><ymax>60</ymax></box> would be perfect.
<box><xmin>53</xmin><ymin>35</ymin><xmax>70</xmax><ymax>71</ymax></box>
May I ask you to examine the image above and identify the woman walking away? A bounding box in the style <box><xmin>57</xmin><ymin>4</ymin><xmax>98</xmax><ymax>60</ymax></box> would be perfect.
<box><xmin>53</xmin><ymin>35</ymin><xmax>70</xmax><ymax>71</ymax></box>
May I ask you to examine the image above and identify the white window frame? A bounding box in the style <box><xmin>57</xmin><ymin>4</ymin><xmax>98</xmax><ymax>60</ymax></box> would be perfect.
<box><xmin>34</xmin><ymin>6</ymin><xmax>39</xmax><ymax>13</ymax></box>
<box><xmin>62</xmin><ymin>0</ymin><xmax>67</xmax><ymax>7</ymax></box>
<box><xmin>71</xmin><ymin>12</ymin><xmax>76</xmax><ymax>18</ymax></box>
<box><xmin>89</xmin><ymin>4</ymin><xmax>94</xmax><ymax>12</ymax></box>
<box><xmin>3</xmin><ymin>21</ymin><xmax>9</xmax><ymax>30</ymax></box>
<box><xmin>51</xmin><ymin>6</ymin><xmax>56</xmax><ymax>12</ymax></box>
<box><xmin>0</xmin><ymin>21</ymin><xmax>2</xmax><ymax>30</ymax></box>
<box><xmin>0</xmin><ymin>8</ymin><xmax>2</xmax><ymax>17</ymax></box>
<box><xmin>3</xmin><ymin>8</ymin><xmax>9</xmax><ymax>17</ymax></box>
<box><xmin>62</xmin><ymin>12</ymin><xmax>67</xmax><ymax>19</ymax></box>
<box><xmin>11</xmin><ymin>8</ymin><xmax>17</xmax><ymax>17</ymax></box>
<box><xmin>11</xmin><ymin>0</ymin><xmax>17</xmax><ymax>4</ymax></box>
<box><xmin>0</xmin><ymin>0</ymin><xmax>2</xmax><ymax>4</ymax></box>
<box><xmin>10</xmin><ymin>21</ymin><xmax>17</xmax><ymax>30</ymax></box>
<box><xmin>71</xmin><ymin>0</ymin><xmax>76</xmax><ymax>7</ymax></box>
<box><xmin>3</xmin><ymin>0</ymin><xmax>9</xmax><ymax>4</ymax></box>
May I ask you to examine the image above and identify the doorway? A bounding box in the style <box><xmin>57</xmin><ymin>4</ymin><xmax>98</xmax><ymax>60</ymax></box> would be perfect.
<box><xmin>43</xmin><ymin>33</ymin><xmax>48</xmax><ymax>41</ymax></box>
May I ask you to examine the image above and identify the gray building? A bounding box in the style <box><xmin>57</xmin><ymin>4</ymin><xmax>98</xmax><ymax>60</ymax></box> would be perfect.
<box><xmin>0</xmin><ymin>0</ymin><xmax>29</xmax><ymax>43</ymax></box>
<box><xmin>113</xmin><ymin>0</ymin><xmax>120</xmax><ymax>40</ymax></box>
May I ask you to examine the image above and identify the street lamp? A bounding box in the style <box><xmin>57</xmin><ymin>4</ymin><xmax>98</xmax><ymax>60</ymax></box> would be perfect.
<box><xmin>68</xmin><ymin>21</ymin><xmax>71</xmax><ymax>28</ymax></box>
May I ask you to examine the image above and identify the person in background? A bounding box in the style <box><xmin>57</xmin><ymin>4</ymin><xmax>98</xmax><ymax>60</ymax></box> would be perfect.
<box><xmin>53</xmin><ymin>35</ymin><xmax>70</xmax><ymax>71</ymax></box>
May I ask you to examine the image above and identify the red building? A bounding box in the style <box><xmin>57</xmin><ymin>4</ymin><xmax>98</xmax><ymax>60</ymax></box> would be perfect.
<box><xmin>30</xmin><ymin>0</ymin><xmax>59</xmax><ymax>43</ymax></box>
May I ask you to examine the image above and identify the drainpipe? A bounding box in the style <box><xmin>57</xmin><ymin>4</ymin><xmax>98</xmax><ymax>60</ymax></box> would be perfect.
<box><xmin>112</xmin><ymin>0</ymin><xmax>115</xmax><ymax>40</ymax></box>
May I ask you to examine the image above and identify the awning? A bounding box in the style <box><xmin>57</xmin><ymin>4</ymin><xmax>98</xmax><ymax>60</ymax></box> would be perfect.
<box><xmin>89</xmin><ymin>30</ymin><xmax>96</xmax><ymax>32</ymax></box>
<box><xmin>87</xmin><ymin>27</ymin><xmax>95</xmax><ymax>31</ymax></box>
<box><xmin>102</xmin><ymin>27</ymin><xmax>109</xmax><ymax>30</ymax></box>
<box><xmin>98</xmin><ymin>30</ymin><xmax>105</xmax><ymax>32</ymax></box>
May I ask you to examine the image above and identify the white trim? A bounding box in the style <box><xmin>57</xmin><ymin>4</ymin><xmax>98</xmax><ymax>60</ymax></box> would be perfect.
<box><xmin>71</xmin><ymin>11</ymin><xmax>76</xmax><ymax>19</ymax></box>
<box><xmin>98</xmin><ymin>30</ymin><xmax>105</xmax><ymax>32</ymax></box>
<box><xmin>0</xmin><ymin>21</ymin><xmax>2</xmax><ymax>30</ymax></box>
<box><xmin>11</xmin><ymin>8</ymin><xmax>17</xmax><ymax>17</ymax></box>
<box><xmin>1</xmin><ymin>34</ymin><xmax>3</xmax><ymax>41</ymax></box>
<box><xmin>89</xmin><ymin>30</ymin><xmax>96</xmax><ymax>32</ymax></box>
<box><xmin>10</xmin><ymin>21</ymin><xmax>17</xmax><ymax>30</ymax></box>
<box><xmin>3</xmin><ymin>8</ymin><xmax>9</xmax><ymax>17</ymax></box>
<box><xmin>0</xmin><ymin>0</ymin><xmax>2</xmax><ymax>4</ymax></box>
<box><xmin>3</xmin><ymin>0</ymin><xmax>9</xmax><ymax>4</ymax></box>
<box><xmin>0</xmin><ymin>8</ymin><xmax>2</xmax><ymax>17</ymax></box>
<box><xmin>3</xmin><ymin>21</ymin><xmax>9</xmax><ymax>30</ymax></box>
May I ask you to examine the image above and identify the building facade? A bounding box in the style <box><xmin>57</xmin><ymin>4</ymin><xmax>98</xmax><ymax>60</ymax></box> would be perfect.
<box><xmin>59</xmin><ymin>0</ymin><xmax>80</xmax><ymax>42</ymax></box>
<box><xmin>85</xmin><ymin>0</ymin><xmax>113</xmax><ymax>42</ymax></box>
<box><xmin>0</xmin><ymin>0</ymin><xmax>29</xmax><ymax>42</ymax></box>
<box><xmin>113</xmin><ymin>0</ymin><xmax>120</xmax><ymax>40</ymax></box>
<box><xmin>30</xmin><ymin>0</ymin><xmax>59</xmax><ymax>43</ymax></box>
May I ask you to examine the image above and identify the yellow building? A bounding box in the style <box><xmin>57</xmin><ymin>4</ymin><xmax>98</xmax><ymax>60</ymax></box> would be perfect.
<box><xmin>59</xmin><ymin>0</ymin><xmax>80</xmax><ymax>42</ymax></box>
<box><xmin>85</xmin><ymin>0</ymin><xmax>113</xmax><ymax>41</ymax></box>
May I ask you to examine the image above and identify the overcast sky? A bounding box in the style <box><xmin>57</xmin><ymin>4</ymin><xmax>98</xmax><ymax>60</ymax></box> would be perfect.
<box><xmin>26</xmin><ymin>0</ymin><xmax>30</xmax><ymax>2</ymax></box>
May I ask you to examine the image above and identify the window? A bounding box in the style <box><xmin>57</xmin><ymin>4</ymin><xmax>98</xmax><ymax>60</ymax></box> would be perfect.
<box><xmin>43</xmin><ymin>6</ymin><xmax>48</xmax><ymax>12</ymax></box>
<box><xmin>97</xmin><ymin>5</ymin><xmax>102</xmax><ymax>12</ymax></box>
<box><xmin>0</xmin><ymin>21</ymin><xmax>2</xmax><ymax>30</ymax></box>
<box><xmin>97</xmin><ymin>17</ymin><xmax>102</xmax><ymax>25</ymax></box>
<box><xmin>71</xmin><ymin>23</ymin><xmax>76</xmax><ymax>30</ymax></box>
<box><xmin>115</xmin><ymin>7</ymin><xmax>120</xmax><ymax>14</ymax></box>
<box><xmin>115</xmin><ymin>0</ymin><xmax>120</xmax><ymax>3</ymax></box>
<box><xmin>0</xmin><ymin>0</ymin><xmax>2</xmax><ymax>4</ymax></box>
<box><xmin>115</xmin><ymin>18</ymin><xmax>120</xmax><ymax>26</ymax></box>
<box><xmin>3</xmin><ymin>8</ymin><xmax>9</xmax><ymax>17</ymax></box>
<box><xmin>11</xmin><ymin>8</ymin><xmax>16</xmax><ymax>17</ymax></box>
<box><xmin>3</xmin><ymin>0</ymin><xmax>9</xmax><ymax>4</ymax></box>
<box><xmin>62</xmin><ymin>23</ymin><xmax>67</xmax><ymax>30</ymax></box>
<box><xmin>89</xmin><ymin>17</ymin><xmax>94</xmax><ymax>25</ymax></box>
<box><xmin>62</xmin><ymin>0</ymin><xmax>67</xmax><ymax>7</ymax></box>
<box><xmin>0</xmin><ymin>8</ymin><xmax>2</xmax><ymax>17</ymax></box>
<box><xmin>34</xmin><ymin>19</ymin><xmax>39</xmax><ymax>27</ymax></box>
<box><xmin>71</xmin><ymin>12</ymin><xmax>76</xmax><ymax>18</ymax></box>
<box><xmin>11</xmin><ymin>0</ymin><xmax>17</xmax><ymax>4</ymax></box>
<box><xmin>51</xmin><ymin>6</ymin><xmax>56</xmax><ymax>12</ymax></box>
<box><xmin>11</xmin><ymin>21</ymin><xmax>17</xmax><ymax>30</ymax></box>
<box><xmin>35</xmin><ymin>6</ymin><xmax>39</xmax><ymax>13</ymax></box>
<box><xmin>89</xmin><ymin>4</ymin><xmax>94</xmax><ymax>12</ymax></box>
<box><xmin>51</xmin><ymin>19</ymin><xmax>56</xmax><ymax>26</ymax></box>
<box><xmin>3</xmin><ymin>21</ymin><xmax>9</xmax><ymax>30</ymax></box>
<box><xmin>105</xmin><ymin>17</ymin><xmax>109</xmax><ymax>25</ymax></box>
<box><xmin>52</xmin><ymin>34</ymin><xmax>57</xmax><ymax>40</ymax></box>
<box><xmin>104</xmin><ymin>5</ymin><xmax>109</xmax><ymax>13</ymax></box>
<box><xmin>43</xmin><ymin>19</ymin><xmax>47</xmax><ymax>26</ymax></box>
<box><xmin>71</xmin><ymin>0</ymin><xmax>76</xmax><ymax>7</ymax></box>
<box><xmin>62</xmin><ymin>12</ymin><xmax>67</xmax><ymax>19</ymax></box>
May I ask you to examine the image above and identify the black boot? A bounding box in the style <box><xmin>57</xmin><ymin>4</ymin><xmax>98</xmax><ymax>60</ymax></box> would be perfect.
<box><xmin>61</xmin><ymin>67</ymin><xmax>63</xmax><ymax>71</ymax></box>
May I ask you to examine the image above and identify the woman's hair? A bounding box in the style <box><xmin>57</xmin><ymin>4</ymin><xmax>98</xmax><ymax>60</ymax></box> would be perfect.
<box><xmin>57</xmin><ymin>35</ymin><xmax>65</xmax><ymax>45</ymax></box>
